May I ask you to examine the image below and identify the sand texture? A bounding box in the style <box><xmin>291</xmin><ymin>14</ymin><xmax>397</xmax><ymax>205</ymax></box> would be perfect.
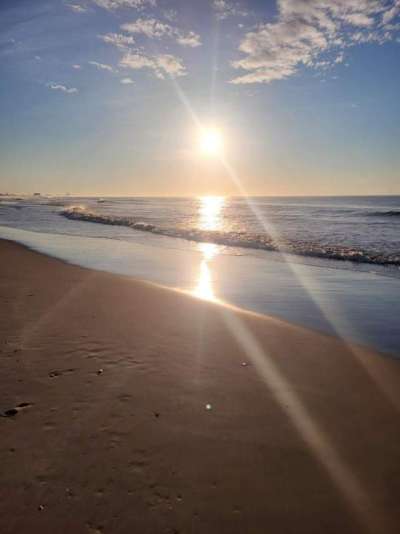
<box><xmin>1</xmin><ymin>239</ymin><xmax>400</xmax><ymax>534</ymax></box>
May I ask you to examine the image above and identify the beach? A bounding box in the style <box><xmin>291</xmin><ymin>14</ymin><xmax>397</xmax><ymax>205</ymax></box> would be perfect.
<box><xmin>1</xmin><ymin>196</ymin><xmax>400</xmax><ymax>356</ymax></box>
<box><xmin>1</xmin><ymin>238</ymin><xmax>400</xmax><ymax>534</ymax></box>
<box><xmin>2</xmin><ymin>0</ymin><xmax>400</xmax><ymax>531</ymax></box>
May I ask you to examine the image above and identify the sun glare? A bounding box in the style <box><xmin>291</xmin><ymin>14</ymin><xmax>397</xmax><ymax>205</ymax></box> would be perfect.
<box><xmin>199</xmin><ymin>195</ymin><xmax>225</xmax><ymax>231</ymax></box>
<box><xmin>193</xmin><ymin>243</ymin><xmax>219</xmax><ymax>301</ymax></box>
<box><xmin>198</xmin><ymin>127</ymin><xmax>223</xmax><ymax>157</ymax></box>
<box><xmin>193</xmin><ymin>197</ymin><xmax>225</xmax><ymax>301</ymax></box>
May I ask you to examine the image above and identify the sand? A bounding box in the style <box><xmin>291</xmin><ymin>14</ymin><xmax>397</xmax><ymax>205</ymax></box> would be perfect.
<box><xmin>1</xmin><ymin>239</ymin><xmax>400</xmax><ymax>534</ymax></box>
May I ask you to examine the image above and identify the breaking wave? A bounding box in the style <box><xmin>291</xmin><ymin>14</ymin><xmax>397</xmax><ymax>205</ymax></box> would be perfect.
<box><xmin>60</xmin><ymin>206</ymin><xmax>400</xmax><ymax>267</ymax></box>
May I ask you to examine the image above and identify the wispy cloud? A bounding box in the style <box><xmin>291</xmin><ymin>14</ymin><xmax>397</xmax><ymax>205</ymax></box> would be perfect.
<box><xmin>72</xmin><ymin>64</ymin><xmax>82</xmax><ymax>69</ymax></box>
<box><xmin>334</xmin><ymin>52</ymin><xmax>345</xmax><ymax>63</ymax></box>
<box><xmin>121</xmin><ymin>17</ymin><xmax>201</xmax><ymax>47</ymax></box>
<box><xmin>88</xmin><ymin>60</ymin><xmax>114</xmax><ymax>72</ymax></box>
<box><xmin>382</xmin><ymin>0</ymin><xmax>400</xmax><ymax>24</ymax></box>
<box><xmin>66</xmin><ymin>3</ymin><xmax>88</xmax><ymax>13</ymax></box>
<box><xmin>47</xmin><ymin>83</ymin><xmax>78</xmax><ymax>94</ymax></box>
<box><xmin>231</xmin><ymin>0</ymin><xmax>400</xmax><ymax>84</ymax></box>
<box><xmin>212</xmin><ymin>0</ymin><xmax>248</xmax><ymax>20</ymax></box>
<box><xmin>120</xmin><ymin>51</ymin><xmax>186</xmax><ymax>78</ymax></box>
<box><xmin>92</xmin><ymin>0</ymin><xmax>156</xmax><ymax>10</ymax></box>
<box><xmin>99</xmin><ymin>33</ymin><xmax>135</xmax><ymax>49</ymax></box>
<box><xmin>176</xmin><ymin>32</ymin><xmax>202</xmax><ymax>48</ymax></box>
<box><xmin>343</xmin><ymin>12</ymin><xmax>375</xmax><ymax>27</ymax></box>
<box><xmin>120</xmin><ymin>77</ymin><xmax>134</xmax><ymax>84</ymax></box>
<box><xmin>163</xmin><ymin>8</ymin><xmax>177</xmax><ymax>22</ymax></box>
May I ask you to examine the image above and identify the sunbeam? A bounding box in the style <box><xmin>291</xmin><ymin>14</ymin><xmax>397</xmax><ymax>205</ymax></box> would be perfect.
<box><xmin>166</xmin><ymin>73</ymin><xmax>400</xmax><ymax>415</ymax></box>
<box><xmin>218</xmin><ymin>306</ymin><xmax>393</xmax><ymax>534</ymax></box>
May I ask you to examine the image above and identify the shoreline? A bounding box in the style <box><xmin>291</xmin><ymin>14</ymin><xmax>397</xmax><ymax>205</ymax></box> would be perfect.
<box><xmin>1</xmin><ymin>226</ymin><xmax>400</xmax><ymax>356</ymax></box>
<box><xmin>1</xmin><ymin>239</ymin><xmax>400</xmax><ymax>533</ymax></box>
<box><xmin>1</xmin><ymin>236</ymin><xmax>398</xmax><ymax>363</ymax></box>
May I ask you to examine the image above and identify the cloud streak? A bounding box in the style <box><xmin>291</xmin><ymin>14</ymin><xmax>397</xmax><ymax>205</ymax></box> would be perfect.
<box><xmin>92</xmin><ymin>0</ymin><xmax>156</xmax><ymax>10</ymax></box>
<box><xmin>47</xmin><ymin>83</ymin><xmax>78</xmax><ymax>94</ymax></box>
<box><xmin>89</xmin><ymin>60</ymin><xmax>115</xmax><ymax>72</ymax></box>
<box><xmin>121</xmin><ymin>17</ymin><xmax>201</xmax><ymax>47</ymax></box>
<box><xmin>66</xmin><ymin>3</ymin><xmax>88</xmax><ymax>13</ymax></box>
<box><xmin>99</xmin><ymin>32</ymin><xmax>135</xmax><ymax>49</ymax></box>
<box><xmin>231</xmin><ymin>0</ymin><xmax>400</xmax><ymax>84</ymax></box>
<box><xmin>120</xmin><ymin>51</ymin><xmax>186</xmax><ymax>78</ymax></box>
<box><xmin>382</xmin><ymin>0</ymin><xmax>400</xmax><ymax>24</ymax></box>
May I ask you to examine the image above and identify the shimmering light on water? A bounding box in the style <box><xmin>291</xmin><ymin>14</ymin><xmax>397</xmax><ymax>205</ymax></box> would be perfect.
<box><xmin>198</xmin><ymin>196</ymin><xmax>225</xmax><ymax>231</ymax></box>
<box><xmin>193</xmin><ymin>243</ymin><xmax>219</xmax><ymax>301</ymax></box>
<box><xmin>193</xmin><ymin>196</ymin><xmax>224</xmax><ymax>300</ymax></box>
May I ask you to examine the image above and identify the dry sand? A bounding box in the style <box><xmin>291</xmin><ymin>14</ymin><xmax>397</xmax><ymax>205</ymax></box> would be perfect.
<box><xmin>1</xmin><ymin>239</ymin><xmax>400</xmax><ymax>534</ymax></box>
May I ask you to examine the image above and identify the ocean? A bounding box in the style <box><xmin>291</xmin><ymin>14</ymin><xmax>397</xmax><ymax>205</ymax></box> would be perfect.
<box><xmin>1</xmin><ymin>195</ymin><xmax>399</xmax><ymax>355</ymax></box>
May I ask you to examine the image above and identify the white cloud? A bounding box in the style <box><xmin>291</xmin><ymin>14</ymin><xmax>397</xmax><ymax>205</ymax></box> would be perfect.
<box><xmin>122</xmin><ymin>18</ymin><xmax>170</xmax><ymax>37</ymax></box>
<box><xmin>66</xmin><ymin>3</ymin><xmax>88</xmax><ymax>13</ymax></box>
<box><xmin>334</xmin><ymin>52</ymin><xmax>345</xmax><ymax>63</ymax></box>
<box><xmin>350</xmin><ymin>28</ymin><xmax>393</xmax><ymax>43</ymax></box>
<box><xmin>120</xmin><ymin>53</ymin><xmax>154</xmax><ymax>70</ymax></box>
<box><xmin>120</xmin><ymin>77</ymin><xmax>135</xmax><ymax>84</ymax></box>
<box><xmin>212</xmin><ymin>0</ymin><xmax>248</xmax><ymax>20</ymax></box>
<box><xmin>92</xmin><ymin>0</ymin><xmax>156</xmax><ymax>10</ymax></box>
<box><xmin>72</xmin><ymin>64</ymin><xmax>82</xmax><ymax>69</ymax></box>
<box><xmin>121</xmin><ymin>17</ymin><xmax>201</xmax><ymax>47</ymax></box>
<box><xmin>343</xmin><ymin>12</ymin><xmax>375</xmax><ymax>26</ymax></box>
<box><xmin>231</xmin><ymin>0</ymin><xmax>400</xmax><ymax>84</ymax></box>
<box><xmin>382</xmin><ymin>1</ymin><xmax>400</xmax><ymax>24</ymax></box>
<box><xmin>99</xmin><ymin>33</ymin><xmax>135</xmax><ymax>49</ymax></box>
<box><xmin>120</xmin><ymin>51</ymin><xmax>186</xmax><ymax>78</ymax></box>
<box><xmin>89</xmin><ymin>60</ymin><xmax>114</xmax><ymax>72</ymax></box>
<box><xmin>47</xmin><ymin>83</ymin><xmax>78</xmax><ymax>94</ymax></box>
<box><xmin>155</xmin><ymin>54</ymin><xmax>186</xmax><ymax>76</ymax></box>
<box><xmin>176</xmin><ymin>31</ymin><xmax>201</xmax><ymax>47</ymax></box>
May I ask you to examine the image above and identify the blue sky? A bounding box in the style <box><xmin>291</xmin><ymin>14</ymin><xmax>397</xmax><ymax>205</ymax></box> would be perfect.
<box><xmin>1</xmin><ymin>0</ymin><xmax>399</xmax><ymax>196</ymax></box>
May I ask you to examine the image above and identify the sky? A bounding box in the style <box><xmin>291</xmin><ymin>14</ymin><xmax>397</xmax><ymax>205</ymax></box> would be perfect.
<box><xmin>0</xmin><ymin>0</ymin><xmax>399</xmax><ymax>196</ymax></box>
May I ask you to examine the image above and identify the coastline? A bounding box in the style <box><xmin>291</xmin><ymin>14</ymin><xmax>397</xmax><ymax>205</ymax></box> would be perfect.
<box><xmin>1</xmin><ymin>225</ymin><xmax>400</xmax><ymax>356</ymax></box>
<box><xmin>1</xmin><ymin>239</ymin><xmax>400</xmax><ymax>533</ymax></box>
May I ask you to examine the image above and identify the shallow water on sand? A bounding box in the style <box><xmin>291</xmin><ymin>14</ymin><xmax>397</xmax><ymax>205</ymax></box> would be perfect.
<box><xmin>1</xmin><ymin>225</ymin><xmax>399</xmax><ymax>357</ymax></box>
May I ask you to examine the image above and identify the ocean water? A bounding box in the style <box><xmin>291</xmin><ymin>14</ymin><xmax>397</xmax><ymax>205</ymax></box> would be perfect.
<box><xmin>3</xmin><ymin>195</ymin><xmax>399</xmax><ymax>270</ymax></box>
<box><xmin>1</xmin><ymin>195</ymin><xmax>399</xmax><ymax>355</ymax></box>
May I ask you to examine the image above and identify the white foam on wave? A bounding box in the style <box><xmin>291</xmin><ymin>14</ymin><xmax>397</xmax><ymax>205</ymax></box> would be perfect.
<box><xmin>60</xmin><ymin>206</ymin><xmax>400</xmax><ymax>267</ymax></box>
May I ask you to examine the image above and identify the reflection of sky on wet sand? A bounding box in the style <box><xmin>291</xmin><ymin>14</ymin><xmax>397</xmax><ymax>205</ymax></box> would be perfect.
<box><xmin>193</xmin><ymin>242</ymin><xmax>219</xmax><ymax>301</ymax></box>
<box><xmin>193</xmin><ymin>197</ymin><xmax>224</xmax><ymax>301</ymax></box>
<box><xmin>1</xmin><ymin>224</ymin><xmax>399</xmax><ymax>354</ymax></box>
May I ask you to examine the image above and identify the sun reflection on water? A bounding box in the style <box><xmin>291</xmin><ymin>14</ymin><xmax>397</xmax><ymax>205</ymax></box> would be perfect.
<box><xmin>193</xmin><ymin>196</ymin><xmax>225</xmax><ymax>301</ymax></box>
<box><xmin>193</xmin><ymin>242</ymin><xmax>218</xmax><ymax>301</ymax></box>
<box><xmin>198</xmin><ymin>195</ymin><xmax>225</xmax><ymax>232</ymax></box>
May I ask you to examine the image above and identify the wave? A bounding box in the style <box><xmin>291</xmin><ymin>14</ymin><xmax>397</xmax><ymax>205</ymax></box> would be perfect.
<box><xmin>60</xmin><ymin>207</ymin><xmax>400</xmax><ymax>267</ymax></box>
<box><xmin>367</xmin><ymin>210</ymin><xmax>400</xmax><ymax>217</ymax></box>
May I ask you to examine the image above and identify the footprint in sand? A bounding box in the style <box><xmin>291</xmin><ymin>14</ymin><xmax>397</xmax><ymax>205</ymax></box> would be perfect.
<box><xmin>48</xmin><ymin>368</ymin><xmax>75</xmax><ymax>378</ymax></box>
<box><xmin>1</xmin><ymin>402</ymin><xmax>32</xmax><ymax>417</ymax></box>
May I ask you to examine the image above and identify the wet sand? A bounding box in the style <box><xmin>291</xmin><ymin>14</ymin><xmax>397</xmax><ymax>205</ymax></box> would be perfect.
<box><xmin>1</xmin><ymin>239</ymin><xmax>400</xmax><ymax>534</ymax></box>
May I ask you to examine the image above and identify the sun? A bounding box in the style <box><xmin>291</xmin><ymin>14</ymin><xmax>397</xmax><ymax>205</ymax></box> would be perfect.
<box><xmin>198</xmin><ymin>127</ymin><xmax>223</xmax><ymax>157</ymax></box>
